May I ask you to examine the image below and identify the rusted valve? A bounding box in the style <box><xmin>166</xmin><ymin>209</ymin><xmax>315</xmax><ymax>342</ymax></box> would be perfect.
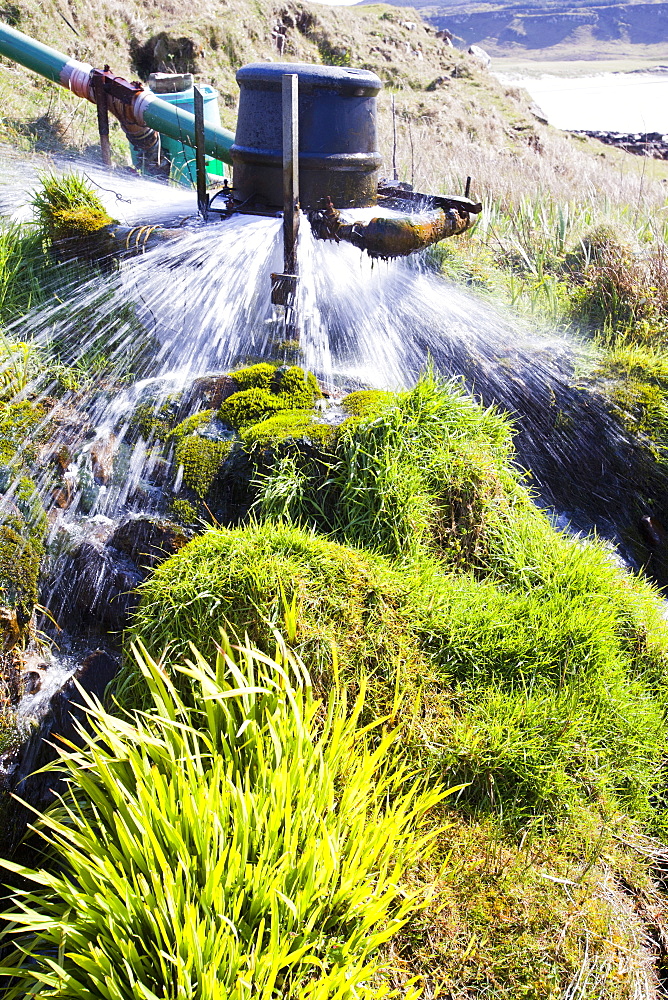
<box><xmin>308</xmin><ymin>187</ymin><xmax>482</xmax><ymax>259</ymax></box>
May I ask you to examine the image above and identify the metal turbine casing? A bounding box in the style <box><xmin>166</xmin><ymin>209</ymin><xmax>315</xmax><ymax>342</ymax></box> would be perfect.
<box><xmin>231</xmin><ymin>63</ymin><xmax>383</xmax><ymax>211</ymax></box>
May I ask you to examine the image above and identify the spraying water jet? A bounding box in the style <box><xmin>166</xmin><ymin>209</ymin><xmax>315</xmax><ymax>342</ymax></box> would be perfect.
<box><xmin>0</xmin><ymin>23</ymin><xmax>481</xmax><ymax>339</ymax></box>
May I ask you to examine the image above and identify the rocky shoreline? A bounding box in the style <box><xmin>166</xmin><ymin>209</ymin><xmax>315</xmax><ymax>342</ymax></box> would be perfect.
<box><xmin>573</xmin><ymin>129</ymin><xmax>668</xmax><ymax>160</ymax></box>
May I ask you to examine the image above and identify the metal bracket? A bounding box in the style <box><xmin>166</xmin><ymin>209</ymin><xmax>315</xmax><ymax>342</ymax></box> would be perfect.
<box><xmin>193</xmin><ymin>85</ymin><xmax>209</xmax><ymax>220</ymax></box>
<box><xmin>92</xmin><ymin>68</ymin><xmax>112</xmax><ymax>167</ymax></box>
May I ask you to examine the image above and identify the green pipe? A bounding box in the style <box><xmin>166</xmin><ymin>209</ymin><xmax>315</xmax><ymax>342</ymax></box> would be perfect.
<box><xmin>0</xmin><ymin>22</ymin><xmax>235</xmax><ymax>165</ymax></box>
<box><xmin>0</xmin><ymin>21</ymin><xmax>68</xmax><ymax>83</ymax></box>
<box><xmin>136</xmin><ymin>91</ymin><xmax>235</xmax><ymax>166</ymax></box>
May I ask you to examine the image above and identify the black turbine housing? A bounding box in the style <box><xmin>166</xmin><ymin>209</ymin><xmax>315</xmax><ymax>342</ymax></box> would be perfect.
<box><xmin>231</xmin><ymin>62</ymin><xmax>383</xmax><ymax>211</ymax></box>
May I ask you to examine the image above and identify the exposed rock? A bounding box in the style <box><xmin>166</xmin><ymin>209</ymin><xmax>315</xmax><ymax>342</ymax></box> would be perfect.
<box><xmin>90</xmin><ymin>432</ymin><xmax>118</xmax><ymax>485</ymax></box>
<box><xmin>186</xmin><ymin>373</ymin><xmax>239</xmax><ymax>410</ymax></box>
<box><xmin>21</xmin><ymin>670</ymin><xmax>42</xmax><ymax>695</ymax></box>
<box><xmin>467</xmin><ymin>44</ymin><xmax>491</xmax><ymax>68</ymax></box>
<box><xmin>0</xmin><ymin>607</ymin><xmax>21</xmax><ymax>653</ymax></box>
<box><xmin>639</xmin><ymin>515</ymin><xmax>667</xmax><ymax>548</ymax></box>
<box><xmin>51</xmin><ymin>536</ymin><xmax>143</xmax><ymax>632</ymax></box>
<box><xmin>528</xmin><ymin>102</ymin><xmax>548</xmax><ymax>125</ymax></box>
<box><xmin>572</xmin><ymin>129</ymin><xmax>668</xmax><ymax>161</ymax></box>
<box><xmin>130</xmin><ymin>32</ymin><xmax>203</xmax><ymax>80</ymax></box>
<box><xmin>109</xmin><ymin>515</ymin><xmax>193</xmax><ymax>569</ymax></box>
<box><xmin>0</xmin><ymin>648</ymin><xmax>119</xmax><ymax>855</ymax></box>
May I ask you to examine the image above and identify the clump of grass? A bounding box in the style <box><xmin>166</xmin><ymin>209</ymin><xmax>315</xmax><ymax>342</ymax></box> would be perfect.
<box><xmin>124</xmin><ymin>510</ymin><xmax>668</xmax><ymax>830</ymax></box>
<box><xmin>0</xmin><ymin>223</ymin><xmax>52</xmax><ymax>327</ymax></box>
<box><xmin>252</xmin><ymin>453</ymin><xmax>308</xmax><ymax>522</ymax></box>
<box><xmin>122</xmin><ymin>522</ymin><xmax>422</xmax><ymax>705</ymax></box>
<box><xmin>567</xmin><ymin>225</ymin><xmax>668</xmax><ymax>336</ymax></box>
<box><xmin>588</xmin><ymin>343</ymin><xmax>668</xmax><ymax>457</ymax></box>
<box><xmin>0</xmin><ymin>639</ymin><xmax>443</xmax><ymax>999</ymax></box>
<box><xmin>256</xmin><ymin>370</ymin><xmax>516</xmax><ymax>565</ymax></box>
<box><xmin>30</xmin><ymin>172</ymin><xmax>113</xmax><ymax>243</ymax></box>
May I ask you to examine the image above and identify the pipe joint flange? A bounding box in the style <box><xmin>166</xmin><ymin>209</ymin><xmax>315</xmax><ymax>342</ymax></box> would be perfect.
<box><xmin>60</xmin><ymin>58</ymin><xmax>94</xmax><ymax>101</ymax></box>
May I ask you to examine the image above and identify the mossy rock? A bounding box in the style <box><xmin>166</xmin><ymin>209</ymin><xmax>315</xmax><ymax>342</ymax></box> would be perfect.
<box><xmin>341</xmin><ymin>390</ymin><xmax>394</xmax><ymax>419</ymax></box>
<box><xmin>131</xmin><ymin>396</ymin><xmax>182</xmax><ymax>441</ymax></box>
<box><xmin>0</xmin><ymin>523</ymin><xmax>42</xmax><ymax>630</ymax></box>
<box><xmin>229</xmin><ymin>363</ymin><xmax>277</xmax><ymax>393</ymax></box>
<box><xmin>174</xmin><ymin>436</ymin><xmax>234</xmax><ymax>499</ymax></box>
<box><xmin>241</xmin><ymin>410</ymin><xmax>336</xmax><ymax>450</ymax></box>
<box><xmin>0</xmin><ymin>401</ymin><xmax>47</xmax><ymax>465</ymax></box>
<box><xmin>168</xmin><ymin>409</ymin><xmax>216</xmax><ymax>444</ymax></box>
<box><xmin>169</xmin><ymin>497</ymin><xmax>201</xmax><ymax>526</ymax></box>
<box><xmin>219</xmin><ymin>365</ymin><xmax>321</xmax><ymax>431</ymax></box>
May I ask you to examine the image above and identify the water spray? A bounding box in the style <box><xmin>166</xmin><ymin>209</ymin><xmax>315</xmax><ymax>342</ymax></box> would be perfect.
<box><xmin>0</xmin><ymin>22</ymin><xmax>483</xmax><ymax>345</ymax></box>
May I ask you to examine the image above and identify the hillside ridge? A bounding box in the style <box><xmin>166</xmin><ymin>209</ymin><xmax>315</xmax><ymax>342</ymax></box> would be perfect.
<box><xmin>366</xmin><ymin>0</ymin><xmax>668</xmax><ymax>59</ymax></box>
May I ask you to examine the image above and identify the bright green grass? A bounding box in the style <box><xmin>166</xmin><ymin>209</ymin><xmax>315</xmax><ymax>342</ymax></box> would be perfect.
<box><xmin>0</xmin><ymin>640</ymin><xmax>442</xmax><ymax>999</ymax></box>
<box><xmin>125</xmin><ymin>515</ymin><xmax>668</xmax><ymax>830</ymax></box>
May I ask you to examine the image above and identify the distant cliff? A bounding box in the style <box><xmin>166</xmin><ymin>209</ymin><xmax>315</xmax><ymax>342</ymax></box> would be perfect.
<box><xmin>371</xmin><ymin>1</ymin><xmax>668</xmax><ymax>59</ymax></box>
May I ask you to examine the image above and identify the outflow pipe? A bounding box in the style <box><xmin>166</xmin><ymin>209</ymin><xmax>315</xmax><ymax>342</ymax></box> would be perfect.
<box><xmin>0</xmin><ymin>23</ymin><xmax>235</xmax><ymax>165</ymax></box>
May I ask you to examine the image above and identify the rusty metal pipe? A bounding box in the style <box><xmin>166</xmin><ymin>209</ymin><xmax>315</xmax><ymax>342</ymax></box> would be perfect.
<box><xmin>309</xmin><ymin>191</ymin><xmax>478</xmax><ymax>259</ymax></box>
<box><xmin>336</xmin><ymin>208</ymin><xmax>471</xmax><ymax>258</ymax></box>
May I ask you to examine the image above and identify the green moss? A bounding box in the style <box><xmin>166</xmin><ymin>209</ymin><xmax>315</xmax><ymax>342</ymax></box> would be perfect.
<box><xmin>218</xmin><ymin>388</ymin><xmax>285</xmax><ymax>430</ymax></box>
<box><xmin>241</xmin><ymin>410</ymin><xmax>336</xmax><ymax>449</ymax></box>
<box><xmin>229</xmin><ymin>363</ymin><xmax>277</xmax><ymax>392</ymax></box>
<box><xmin>14</xmin><ymin>476</ymin><xmax>48</xmax><ymax>543</ymax></box>
<box><xmin>174</xmin><ymin>435</ymin><xmax>233</xmax><ymax>498</ymax></box>
<box><xmin>340</xmin><ymin>389</ymin><xmax>394</xmax><ymax>419</ymax></box>
<box><xmin>0</xmin><ymin>401</ymin><xmax>46</xmax><ymax>464</ymax></box>
<box><xmin>131</xmin><ymin>397</ymin><xmax>180</xmax><ymax>442</ymax></box>
<box><xmin>169</xmin><ymin>497</ymin><xmax>201</xmax><ymax>526</ymax></box>
<box><xmin>219</xmin><ymin>365</ymin><xmax>321</xmax><ymax>431</ymax></box>
<box><xmin>272</xmin><ymin>365</ymin><xmax>321</xmax><ymax>405</ymax></box>
<box><xmin>48</xmin><ymin>206</ymin><xmax>113</xmax><ymax>241</ymax></box>
<box><xmin>0</xmin><ymin>523</ymin><xmax>41</xmax><ymax>624</ymax></box>
<box><xmin>167</xmin><ymin>409</ymin><xmax>215</xmax><ymax>444</ymax></box>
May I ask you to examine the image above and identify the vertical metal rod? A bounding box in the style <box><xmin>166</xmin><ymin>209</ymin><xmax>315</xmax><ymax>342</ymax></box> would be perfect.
<box><xmin>282</xmin><ymin>73</ymin><xmax>299</xmax><ymax>275</ymax></box>
<box><xmin>93</xmin><ymin>73</ymin><xmax>112</xmax><ymax>168</ymax></box>
<box><xmin>391</xmin><ymin>94</ymin><xmax>398</xmax><ymax>182</ymax></box>
<box><xmin>194</xmin><ymin>85</ymin><xmax>208</xmax><ymax>220</ymax></box>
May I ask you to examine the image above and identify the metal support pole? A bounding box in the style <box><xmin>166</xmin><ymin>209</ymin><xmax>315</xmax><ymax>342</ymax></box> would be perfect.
<box><xmin>271</xmin><ymin>73</ymin><xmax>300</xmax><ymax>342</ymax></box>
<box><xmin>282</xmin><ymin>73</ymin><xmax>299</xmax><ymax>274</ymax></box>
<box><xmin>193</xmin><ymin>85</ymin><xmax>208</xmax><ymax>220</ymax></box>
<box><xmin>282</xmin><ymin>74</ymin><xmax>299</xmax><ymax>341</ymax></box>
<box><xmin>92</xmin><ymin>71</ymin><xmax>112</xmax><ymax>168</ymax></box>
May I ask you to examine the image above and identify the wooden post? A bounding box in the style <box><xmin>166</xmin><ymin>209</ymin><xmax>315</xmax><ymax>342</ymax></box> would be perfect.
<box><xmin>282</xmin><ymin>73</ymin><xmax>299</xmax><ymax>275</ymax></box>
<box><xmin>92</xmin><ymin>72</ymin><xmax>112</xmax><ymax>168</ymax></box>
<box><xmin>194</xmin><ymin>85</ymin><xmax>208</xmax><ymax>220</ymax></box>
